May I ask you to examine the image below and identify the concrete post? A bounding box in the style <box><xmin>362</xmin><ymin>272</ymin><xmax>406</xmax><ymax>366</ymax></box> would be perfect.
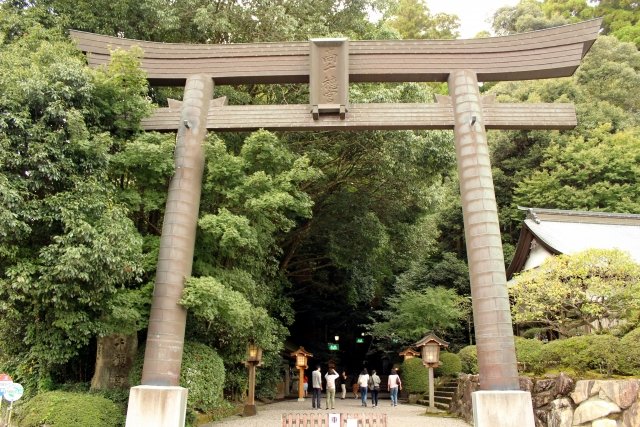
<box><xmin>141</xmin><ymin>74</ymin><xmax>213</xmax><ymax>387</ymax></box>
<box><xmin>447</xmin><ymin>70</ymin><xmax>519</xmax><ymax>391</ymax></box>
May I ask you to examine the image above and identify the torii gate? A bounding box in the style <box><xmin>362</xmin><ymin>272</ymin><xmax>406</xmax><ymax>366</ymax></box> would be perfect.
<box><xmin>72</xmin><ymin>19</ymin><xmax>601</xmax><ymax>427</ymax></box>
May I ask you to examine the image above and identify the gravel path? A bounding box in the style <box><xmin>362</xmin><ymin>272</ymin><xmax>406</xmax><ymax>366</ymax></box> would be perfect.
<box><xmin>202</xmin><ymin>396</ymin><xmax>470</xmax><ymax>427</ymax></box>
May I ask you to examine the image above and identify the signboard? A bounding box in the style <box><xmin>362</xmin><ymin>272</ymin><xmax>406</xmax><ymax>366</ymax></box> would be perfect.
<box><xmin>356</xmin><ymin>338</ymin><xmax>364</xmax><ymax>344</ymax></box>
<box><xmin>346</xmin><ymin>418</ymin><xmax>358</xmax><ymax>427</ymax></box>
<box><xmin>310</xmin><ymin>38</ymin><xmax>349</xmax><ymax>117</ymax></box>
<box><xmin>328</xmin><ymin>343</ymin><xmax>339</xmax><ymax>351</ymax></box>
<box><xmin>328</xmin><ymin>413</ymin><xmax>340</xmax><ymax>427</ymax></box>
<box><xmin>0</xmin><ymin>373</ymin><xmax>13</xmax><ymax>397</ymax></box>
<box><xmin>3</xmin><ymin>383</ymin><xmax>23</xmax><ymax>402</ymax></box>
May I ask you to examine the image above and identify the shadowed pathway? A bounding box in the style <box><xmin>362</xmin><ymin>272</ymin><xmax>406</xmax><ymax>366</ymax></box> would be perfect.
<box><xmin>203</xmin><ymin>395</ymin><xmax>470</xmax><ymax>427</ymax></box>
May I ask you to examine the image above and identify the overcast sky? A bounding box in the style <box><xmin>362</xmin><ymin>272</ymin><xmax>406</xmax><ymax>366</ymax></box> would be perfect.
<box><xmin>426</xmin><ymin>0</ymin><xmax>521</xmax><ymax>38</ymax></box>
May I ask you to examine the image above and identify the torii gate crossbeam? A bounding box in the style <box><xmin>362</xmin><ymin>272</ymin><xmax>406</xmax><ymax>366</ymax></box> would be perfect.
<box><xmin>71</xmin><ymin>20</ymin><xmax>601</xmax><ymax>427</ymax></box>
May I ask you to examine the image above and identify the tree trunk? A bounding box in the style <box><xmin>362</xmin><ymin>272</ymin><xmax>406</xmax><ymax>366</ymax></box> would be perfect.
<box><xmin>91</xmin><ymin>333</ymin><xmax>138</xmax><ymax>390</ymax></box>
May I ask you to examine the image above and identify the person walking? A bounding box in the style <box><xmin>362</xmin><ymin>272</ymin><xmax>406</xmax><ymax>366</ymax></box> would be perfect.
<box><xmin>357</xmin><ymin>368</ymin><xmax>370</xmax><ymax>407</ymax></box>
<box><xmin>303</xmin><ymin>374</ymin><xmax>308</xmax><ymax>398</ymax></box>
<box><xmin>387</xmin><ymin>368</ymin><xmax>402</xmax><ymax>407</ymax></box>
<box><xmin>339</xmin><ymin>371</ymin><xmax>348</xmax><ymax>399</ymax></box>
<box><xmin>351</xmin><ymin>374</ymin><xmax>359</xmax><ymax>399</ymax></box>
<box><xmin>311</xmin><ymin>366</ymin><xmax>323</xmax><ymax>409</ymax></box>
<box><xmin>324</xmin><ymin>368</ymin><xmax>339</xmax><ymax>410</ymax></box>
<box><xmin>369</xmin><ymin>369</ymin><xmax>381</xmax><ymax>407</ymax></box>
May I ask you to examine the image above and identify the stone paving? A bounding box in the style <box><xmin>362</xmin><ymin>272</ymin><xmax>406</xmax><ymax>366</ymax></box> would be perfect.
<box><xmin>203</xmin><ymin>396</ymin><xmax>470</xmax><ymax>427</ymax></box>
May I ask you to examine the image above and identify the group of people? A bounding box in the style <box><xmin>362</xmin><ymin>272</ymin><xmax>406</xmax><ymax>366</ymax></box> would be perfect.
<box><xmin>305</xmin><ymin>366</ymin><xmax>403</xmax><ymax>410</ymax></box>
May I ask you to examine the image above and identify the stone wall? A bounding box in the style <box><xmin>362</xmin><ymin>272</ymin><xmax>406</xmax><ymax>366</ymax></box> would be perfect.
<box><xmin>450</xmin><ymin>374</ymin><xmax>640</xmax><ymax>427</ymax></box>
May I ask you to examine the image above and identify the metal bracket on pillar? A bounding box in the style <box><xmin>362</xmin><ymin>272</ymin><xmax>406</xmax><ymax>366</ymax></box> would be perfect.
<box><xmin>310</xmin><ymin>103</ymin><xmax>347</xmax><ymax>120</ymax></box>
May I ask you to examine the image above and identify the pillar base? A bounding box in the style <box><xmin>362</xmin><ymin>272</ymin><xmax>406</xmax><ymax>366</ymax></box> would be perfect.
<box><xmin>243</xmin><ymin>404</ymin><xmax>257</xmax><ymax>416</ymax></box>
<box><xmin>472</xmin><ymin>390</ymin><xmax>534</xmax><ymax>427</ymax></box>
<box><xmin>125</xmin><ymin>385</ymin><xmax>188</xmax><ymax>427</ymax></box>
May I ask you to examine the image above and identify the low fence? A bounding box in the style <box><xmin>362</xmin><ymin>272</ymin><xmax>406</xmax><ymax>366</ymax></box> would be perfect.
<box><xmin>282</xmin><ymin>412</ymin><xmax>387</xmax><ymax>427</ymax></box>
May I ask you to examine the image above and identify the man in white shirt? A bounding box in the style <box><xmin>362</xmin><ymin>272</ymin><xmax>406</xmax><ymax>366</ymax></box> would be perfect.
<box><xmin>311</xmin><ymin>366</ymin><xmax>323</xmax><ymax>409</ymax></box>
<box><xmin>324</xmin><ymin>368</ymin><xmax>339</xmax><ymax>410</ymax></box>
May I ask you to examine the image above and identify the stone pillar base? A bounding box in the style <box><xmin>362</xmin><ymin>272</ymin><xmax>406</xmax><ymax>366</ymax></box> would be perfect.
<box><xmin>243</xmin><ymin>403</ymin><xmax>257</xmax><ymax>416</ymax></box>
<box><xmin>125</xmin><ymin>385</ymin><xmax>188</xmax><ymax>427</ymax></box>
<box><xmin>472</xmin><ymin>390</ymin><xmax>535</xmax><ymax>427</ymax></box>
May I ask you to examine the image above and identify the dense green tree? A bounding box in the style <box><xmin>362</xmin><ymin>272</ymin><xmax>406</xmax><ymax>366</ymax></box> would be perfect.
<box><xmin>367</xmin><ymin>286</ymin><xmax>468</xmax><ymax>347</ymax></box>
<box><xmin>509</xmin><ymin>249</ymin><xmax>640</xmax><ymax>337</ymax></box>
<box><xmin>492</xmin><ymin>0</ymin><xmax>568</xmax><ymax>35</ymax></box>
<box><xmin>596</xmin><ymin>0</ymin><xmax>640</xmax><ymax>47</ymax></box>
<box><xmin>512</xmin><ymin>125</ymin><xmax>640</xmax><ymax>212</ymax></box>
<box><xmin>386</xmin><ymin>0</ymin><xmax>459</xmax><ymax>39</ymax></box>
<box><xmin>493</xmin><ymin>0</ymin><xmax>639</xmax><ymax>47</ymax></box>
<box><xmin>15</xmin><ymin>0</ymin><xmax>384</xmax><ymax>43</ymax></box>
<box><xmin>0</xmin><ymin>26</ymin><xmax>152</xmax><ymax>390</ymax></box>
<box><xmin>486</xmin><ymin>35</ymin><xmax>640</xmax><ymax>244</ymax></box>
<box><xmin>540</xmin><ymin>0</ymin><xmax>597</xmax><ymax>21</ymax></box>
<box><xmin>175</xmin><ymin>130</ymin><xmax>321</xmax><ymax>395</ymax></box>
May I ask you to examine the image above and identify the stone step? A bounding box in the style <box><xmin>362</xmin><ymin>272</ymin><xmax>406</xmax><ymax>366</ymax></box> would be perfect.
<box><xmin>435</xmin><ymin>394</ymin><xmax>454</xmax><ymax>401</ymax></box>
<box><xmin>435</xmin><ymin>401</ymin><xmax>450</xmax><ymax>411</ymax></box>
<box><xmin>435</xmin><ymin>395</ymin><xmax>453</xmax><ymax>404</ymax></box>
<box><xmin>416</xmin><ymin>399</ymin><xmax>451</xmax><ymax>411</ymax></box>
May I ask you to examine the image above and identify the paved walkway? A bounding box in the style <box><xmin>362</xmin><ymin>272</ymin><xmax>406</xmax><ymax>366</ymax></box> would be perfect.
<box><xmin>203</xmin><ymin>396</ymin><xmax>470</xmax><ymax>427</ymax></box>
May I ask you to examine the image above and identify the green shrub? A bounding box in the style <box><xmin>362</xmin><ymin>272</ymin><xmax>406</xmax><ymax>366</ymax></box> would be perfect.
<box><xmin>16</xmin><ymin>391</ymin><xmax>124</xmax><ymax>427</ymax></box>
<box><xmin>521</xmin><ymin>328</ymin><xmax>548</xmax><ymax>340</ymax></box>
<box><xmin>457</xmin><ymin>345</ymin><xmax>478</xmax><ymax>374</ymax></box>
<box><xmin>619</xmin><ymin>328</ymin><xmax>640</xmax><ymax>375</ymax></box>
<box><xmin>400</xmin><ymin>358</ymin><xmax>428</xmax><ymax>394</ymax></box>
<box><xmin>181</xmin><ymin>341</ymin><xmax>226</xmax><ymax>411</ymax></box>
<box><xmin>256</xmin><ymin>350</ymin><xmax>282</xmax><ymax>400</ymax></box>
<box><xmin>435</xmin><ymin>352</ymin><xmax>462</xmax><ymax>377</ymax></box>
<box><xmin>130</xmin><ymin>341</ymin><xmax>226</xmax><ymax>413</ymax></box>
<box><xmin>515</xmin><ymin>337</ymin><xmax>545</xmax><ymax>374</ymax></box>
<box><xmin>542</xmin><ymin>334</ymin><xmax>620</xmax><ymax>375</ymax></box>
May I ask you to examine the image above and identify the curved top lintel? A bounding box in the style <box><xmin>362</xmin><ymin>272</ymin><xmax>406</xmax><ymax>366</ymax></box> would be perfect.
<box><xmin>70</xmin><ymin>18</ymin><xmax>602</xmax><ymax>85</ymax></box>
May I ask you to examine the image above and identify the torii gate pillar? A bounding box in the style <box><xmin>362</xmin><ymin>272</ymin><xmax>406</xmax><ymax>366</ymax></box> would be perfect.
<box><xmin>449</xmin><ymin>70</ymin><xmax>535</xmax><ymax>427</ymax></box>
<box><xmin>126</xmin><ymin>74</ymin><xmax>213</xmax><ymax>427</ymax></box>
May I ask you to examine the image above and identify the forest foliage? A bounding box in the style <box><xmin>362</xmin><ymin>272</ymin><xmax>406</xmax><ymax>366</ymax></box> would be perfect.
<box><xmin>0</xmin><ymin>0</ymin><xmax>639</xmax><ymax>421</ymax></box>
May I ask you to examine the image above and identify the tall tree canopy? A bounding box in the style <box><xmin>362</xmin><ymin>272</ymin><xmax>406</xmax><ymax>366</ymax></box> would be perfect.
<box><xmin>386</xmin><ymin>0</ymin><xmax>460</xmax><ymax>39</ymax></box>
<box><xmin>0</xmin><ymin>18</ymin><xmax>153</xmax><ymax>387</ymax></box>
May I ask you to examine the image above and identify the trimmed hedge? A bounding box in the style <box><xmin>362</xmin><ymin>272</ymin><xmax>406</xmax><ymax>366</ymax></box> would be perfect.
<box><xmin>458</xmin><ymin>333</ymin><xmax>639</xmax><ymax>376</ymax></box>
<box><xmin>619</xmin><ymin>328</ymin><xmax>640</xmax><ymax>375</ymax></box>
<box><xmin>457</xmin><ymin>345</ymin><xmax>478</xmax><ymax>374</ymax></box>
<box><xmin>435</xmin><ymin>352</ymin><xmax>462</xmax><ymax>377</ymax></box>
<box><xmin>542</xmin><ymin>334</ymin><xmax>620</xmax><ymax>375</ymax></box>
<box><xmin>400</xmin><ymin>357</ymin><xmax>428</xmax><ymax>394</ymax></box>
<box><xmin>16</xmin><ymin>391</ymin><xmax>124</xmax><ymax>427</ymax></box>
<box><xmin>130</xmin><ymin>341</ymin><xmax>226</xmax><ymax>414</ymax></box>
<box><xmin>515</xmin><ymin>337</ymin><xmax>544</xmax><ymax>375</ymax></box>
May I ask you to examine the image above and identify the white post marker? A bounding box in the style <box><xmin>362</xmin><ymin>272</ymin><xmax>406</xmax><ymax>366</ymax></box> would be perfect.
<box><xmin>345</xmin><ymin>418</ymin><xmax>358</xmax><ymax>427</ymax></box>
<box><xmin>0</xmin><ymin>373</ymin><xmax>14</xmax><ymax>418</ymax></box>
<box><xmin>4</xmin><ymin>382</ymin><xmax>24</xmax><ymax>427</ymax></box>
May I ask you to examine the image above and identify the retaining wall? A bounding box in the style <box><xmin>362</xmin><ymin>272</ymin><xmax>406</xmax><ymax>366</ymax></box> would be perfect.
<box><xmin>450</xmin><ymin>374</ymin><xmax>639</xmax><ymax>426</ymax></box>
